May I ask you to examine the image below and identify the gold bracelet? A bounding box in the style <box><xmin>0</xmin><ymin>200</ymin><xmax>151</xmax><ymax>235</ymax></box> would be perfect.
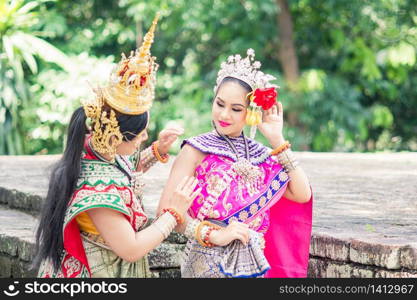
<box><xmin>184</xmin><ymin>218</ymin><xmax>200</xmax><ymax>240</ymax></box>
<box><xmin>152</xmin><ymin>141</ymin><xmax>169</xmax><ymax>163</ymax></box>
<box><xmin>277</xmin><ymin>149</ymin><xmax>299</xmax><ymax>172</ymax></box>
<box><xmin>140</xmin><ymin>146</ymin><xmax>157</xmax><ymax>170</ymax></box>
<box><xmin>270</xmin><ymin>141</ymin><xmax>291</xmax><ymax>156</ymax></box>
<box><xmin>195</xmin><ymin>221</ymin><xmax>221</xmax><ymax>247</ymax></box>
<box><xmin>195</xmin><ymin>221</ymin><xmax>207</xmax><ymax>247</ymax></box>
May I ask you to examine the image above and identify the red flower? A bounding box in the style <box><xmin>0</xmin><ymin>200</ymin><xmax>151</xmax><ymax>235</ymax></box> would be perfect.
<box><xmin>253</xmin><ymin>88</ymin><xmax>277</xmax><ymax>110</ymax></box>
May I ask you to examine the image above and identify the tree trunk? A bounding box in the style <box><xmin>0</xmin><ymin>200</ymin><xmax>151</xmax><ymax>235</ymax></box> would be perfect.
<box><xmin>276</xmin><ymin>0</ymin><xmax>299</xmax><ymax>87</ymax></box>
<box><xmin>276</xmin><ymin>0</ymin><xmax>310</xmax><ymax>150</ymax></box>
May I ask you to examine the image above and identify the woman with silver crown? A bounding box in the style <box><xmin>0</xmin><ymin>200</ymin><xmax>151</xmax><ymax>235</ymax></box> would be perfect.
<box><xmin>33</xmin><ymin>14</ymin><xmax>200</xmax><ymax>278</ymax></box>
<box><xmin>158</xmin><ymin>48</ymin><xmax>313</xmax><ymax>278</ymax></box>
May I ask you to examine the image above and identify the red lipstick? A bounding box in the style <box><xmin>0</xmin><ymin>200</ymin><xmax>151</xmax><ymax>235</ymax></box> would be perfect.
<box><xmin>218</xmin><ymin>121</ymin><xmax>231</xmax><ymax>127</ymax></box>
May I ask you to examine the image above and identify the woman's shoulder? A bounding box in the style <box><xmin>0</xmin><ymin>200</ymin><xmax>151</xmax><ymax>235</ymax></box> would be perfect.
<box><xmin>178</xmin><ymin>141</ymin><xmax>206</xmax><ymax>168</ymax></box>
<box><xmin>181</xmin><ymin>131</ymin><xmax>217</xmax><ymax>148</ymax></box>
<box><xmin>179</xmin><ymin>132</ymin><xmax>222</xmax><ymax>167</ymax></box>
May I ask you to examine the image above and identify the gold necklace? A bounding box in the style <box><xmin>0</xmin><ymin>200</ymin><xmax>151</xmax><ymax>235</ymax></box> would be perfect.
<box><xmin>215</xmin><ymin>128</ymin><xmax>263</xmax><ymax>192</ymax></box>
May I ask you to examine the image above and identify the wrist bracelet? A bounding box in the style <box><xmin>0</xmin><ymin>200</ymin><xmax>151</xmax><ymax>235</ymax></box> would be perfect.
<box><xmin>203</xmin><ymin>226</ymin><xmax>216</xmax><ymax>247</ymax></box>
<box><xmin>195</xmin><ymin>221</ymin><xmax>220</xmax><ymax>247</ymax></box>
<box><xmin>152</xmin><ymin>212</ymin><xmax>177</xmax><ymax>239</ymax></box>
<box><xmin>277</xmin><ymin>148</ymin><xmax>299</xmax><ymax>172</ymax></box>
<box><xmin>152</xmin><ymin>141</ymin><xmax>169</xmax><ymax>163</ymax></box>
<box><xmin>162</xmin><ymin>208</ymin><xmax>185</xmax><ymax>225</ymax></box>
<box><xmin>184</xmin><ymin>218</ymin><xmax>200</xmax><ymax>240</ymax></box>
<box><xmin>270</xmin><ymin>141</ymin><xmax>291</xmax><ymax>156</ymax></box>
<box><xmin>140</xmin><ymin>146</ymin><xmax>158</xmax><ymax>170</ymax></box>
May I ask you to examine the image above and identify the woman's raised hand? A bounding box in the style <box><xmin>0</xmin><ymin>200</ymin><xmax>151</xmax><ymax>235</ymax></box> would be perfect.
<box><xmin>257</xmin><ymin>102</ymin><xmax>284</xmax><ymax>143</ymax></box>
<box><xmin>209</xmin><ymin>221</ymin><xmax>250</xmax><ymax>246</ymax></box>
<box><xmin>157</xmin><ymin>124</ymin><xmax>184</xmax><ymax>155</ymax></box>
<box><xmin>168</xmin><ymin>176</ymin><xmax>201</xmax><ymax>216</ymax></box>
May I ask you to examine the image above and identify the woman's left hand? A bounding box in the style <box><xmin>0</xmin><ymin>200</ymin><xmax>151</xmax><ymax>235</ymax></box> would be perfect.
<box><xmin>257</xmin><ymin>101</ymin><xmax>284</xmax><ymax>143</ymax></box>
<box><xmin>157</xmin><ymin>125</ymin><xmax>184</xmax><ymax>155</ymax></box>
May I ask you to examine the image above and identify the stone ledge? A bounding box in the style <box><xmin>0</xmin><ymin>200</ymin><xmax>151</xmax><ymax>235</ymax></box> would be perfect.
<box><xmin>310</xmin><ymin>234</ymin><xmax>350</xmax><ymax>261</ymax></box>
<box><xmin>311</xmin><ymin>233</ymin><xmax>417</xmax><ymax>271</ymax></box>
<box><xmin>400</xmin><ymin>244</ymin><xmax>417</xmax><ymax>270</ymax></box>
<box><xmin>350</xmin><ymin>239</ymin><xmax>402</xmax><ymax>269</ymax></box>
<box><xmin>308</xmin><ymin>258</ymin><xmax>417</xmax><ymax>278</ymax></box>
<box><xmin>0</xmin><ymin>187</ymin><xmax>42</xmax><ymax>215</ymax></box>
<box><xmin>0</xmin><ymin>255</ymin><xmax>36</xmax><ymax>278</ymax></box>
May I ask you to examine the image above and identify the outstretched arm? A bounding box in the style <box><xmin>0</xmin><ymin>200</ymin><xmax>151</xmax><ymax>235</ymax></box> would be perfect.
<box><xmin>87</xmin><ymin>176</ymin><xmax>200</xmax><ymax>263</ymax></box>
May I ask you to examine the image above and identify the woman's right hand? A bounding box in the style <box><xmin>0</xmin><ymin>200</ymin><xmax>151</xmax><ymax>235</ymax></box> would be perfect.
<box><xmin>209</xmin><ymin>221</ymin><xmax>250</xmax><ymax>246</ymax></box>
<box><xmin>167</xmin><ymin>176</ymin><xmax>201</xmax><ymax>216</ymax></box>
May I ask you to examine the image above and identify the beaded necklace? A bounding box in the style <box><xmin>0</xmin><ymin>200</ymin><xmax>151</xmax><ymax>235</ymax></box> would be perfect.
<box><xmin>213</xmin><ymin>125</ymin><xmax>263</xmax><ymax>194</ymax></box>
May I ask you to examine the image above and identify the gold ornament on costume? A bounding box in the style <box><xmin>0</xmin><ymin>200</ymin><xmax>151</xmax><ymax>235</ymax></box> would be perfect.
<box><xmin>83</xmin><ymin>88</ymin><xmax>123</xmax><ymax>162</ymax></box>
<box><xmin>102</xmin><ymin>13</ymin><xmax>160</xmax><ymax>115</ymax></box>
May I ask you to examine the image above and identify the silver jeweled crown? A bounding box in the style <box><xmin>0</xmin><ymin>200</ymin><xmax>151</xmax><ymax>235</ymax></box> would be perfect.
<box><xmin>214</xmin><ymin>48</ymin><xmax>278</xmax><ymax>93</ymax></box>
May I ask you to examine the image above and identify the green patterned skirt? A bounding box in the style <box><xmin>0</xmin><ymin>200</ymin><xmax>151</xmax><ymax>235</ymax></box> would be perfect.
<box><xmin>81</xmin><ymin>236</ymin><xmax>152</xmax><ymax>278</ymax></box>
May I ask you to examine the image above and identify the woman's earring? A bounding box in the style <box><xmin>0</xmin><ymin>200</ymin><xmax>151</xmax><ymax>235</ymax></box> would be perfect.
<box><xmin>134</xmin><ymin>148</ymin><xmax>141</xmax><ymax>170</ymax></box>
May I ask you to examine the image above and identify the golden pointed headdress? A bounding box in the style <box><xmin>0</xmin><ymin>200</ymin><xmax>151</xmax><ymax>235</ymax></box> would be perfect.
<box><xmin>82</xmin><ymin>13</ymin><xmax>160</xmax><ymax>161</ymax></box>
<box><xmin>102</xmin><ymin>12</ymin><xmax>160</xmax><ymax>115</ymax></box>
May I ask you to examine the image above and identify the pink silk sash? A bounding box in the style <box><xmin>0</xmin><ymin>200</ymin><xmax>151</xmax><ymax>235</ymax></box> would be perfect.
<box><xmin>264</xmin><ymin>194</ymin><xmax>313</xmax><ymax>278</ymax></box>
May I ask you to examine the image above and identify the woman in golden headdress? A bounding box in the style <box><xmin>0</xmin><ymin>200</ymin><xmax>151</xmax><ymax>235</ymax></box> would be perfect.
<box><xmin>33</xmin><ymin>14</ymin><xmax>199</xmax><ymax>278</ymax></box>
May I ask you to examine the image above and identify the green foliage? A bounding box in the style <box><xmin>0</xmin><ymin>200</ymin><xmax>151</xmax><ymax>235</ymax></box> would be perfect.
<box><xmin>1</xmin><ymin>0</ymin><xmax>417</xmax><ymax>154</ymax></box>
<box><xmin>27</xmin><ymin>53</ymin><xmax>114</xmax><ymax>154</ymax></box>
<box><xmin>291</xmin><ymin>0</ymin><xmax>417</xmax><ymax>151</ymax></box>
<box><xmin>0</xmin><ymin>0</ymin><xmax>70</xmax><ymax>154</ymax></box>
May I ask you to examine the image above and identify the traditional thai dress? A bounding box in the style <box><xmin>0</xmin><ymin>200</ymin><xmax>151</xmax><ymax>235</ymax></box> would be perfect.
<box><xmin>181</xmin><ymin>131</ymin><xmax>313</xmax><ymax>278</ymax></box>
<box><xmin>38</xmin><ymin>138</ymin><xmax>152</xmax><ymax>278</ymax></box>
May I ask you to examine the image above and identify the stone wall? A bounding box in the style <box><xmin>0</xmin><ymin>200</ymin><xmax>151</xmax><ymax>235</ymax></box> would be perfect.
<box><xmin>309</xmin><ymin>235</ymin><xmax>417</xmax><ymax>278</ymax></box>
<box><xmin>0</xmin><ymin>153</ymin><xmax>416</xmax><ymax>278</ymax></box>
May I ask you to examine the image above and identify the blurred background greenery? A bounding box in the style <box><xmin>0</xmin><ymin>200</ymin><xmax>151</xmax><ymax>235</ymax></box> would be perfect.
<box><xmin>0</xmin><ymin>0</ymin><xmax>416</xmax><ymax>155</ymax></box>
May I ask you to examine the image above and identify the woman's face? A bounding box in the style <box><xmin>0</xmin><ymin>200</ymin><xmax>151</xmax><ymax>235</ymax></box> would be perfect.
<box><xmin>212</xmin><ymin>81</ymin><xmax>249</xmax><ymax>137</ymax></box>
<box><xmin>116</xmin><ymin>113</ymin><xmax>149</xmax><ymax>156</ymax></box>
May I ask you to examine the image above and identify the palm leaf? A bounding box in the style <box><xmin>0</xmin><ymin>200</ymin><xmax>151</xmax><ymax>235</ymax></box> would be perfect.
<box><xmin>2</xmin><ymin>35</ymin><xmax>15</xmax><ymax>63</ymax></box>
<box><xmin>5</xmin><ymin>0</ymin><xmax>24</xmax><ymax>16</ymax></box>
<box><xmin>17</xmin><ymin>32</ymin><xmax>71</xmax><ymax>71</ymax></box>
<box><xmin>20</xmin><ymin>48</ymin><xmax>37</xmax><ymax>73</ymax></box>
<box><xmin>9</xmin><ymin>32</ymin><xmax>37</xmax><ymax>73</ymax></box>
<box><xmin>16</xmin><ymin>1</ymin><xmax>38</xmax><ymax>15</ymax></box>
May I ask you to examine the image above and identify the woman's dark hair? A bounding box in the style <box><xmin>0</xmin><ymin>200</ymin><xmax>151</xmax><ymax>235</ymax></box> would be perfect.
<box><xmin>32</xmin><ymin>106</ymin><xmax>148</xmax><ymax>273</ymax></box>
<box><xmin>108</xmin><ymin>105</ymin><xmax>149</xmax><ymax>142</ymax></box>
<box><xmin>216</xmin><ymin>76</ymin><xmax>252</xmax><ymax>96</ymax></box>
